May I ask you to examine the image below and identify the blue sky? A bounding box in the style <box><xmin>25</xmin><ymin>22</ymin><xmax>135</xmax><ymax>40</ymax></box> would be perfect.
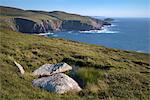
<box><xmin>0</xmin><ymin>0</ymin><xmax>149</xmax><ymax>18</ymax></box>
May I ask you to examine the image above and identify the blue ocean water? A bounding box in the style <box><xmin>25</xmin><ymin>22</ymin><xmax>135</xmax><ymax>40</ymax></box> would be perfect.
<box><xmin>48</xmin><ymin>18</ymin><xmax>150</xmax><ymax>53</ymax></box>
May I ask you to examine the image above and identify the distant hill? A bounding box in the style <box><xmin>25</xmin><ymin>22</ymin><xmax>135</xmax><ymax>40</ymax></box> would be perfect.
<box><xmin>0</xmin><ymin>6</ymin><xmax>110</xmax><ymax>33</ymax></box>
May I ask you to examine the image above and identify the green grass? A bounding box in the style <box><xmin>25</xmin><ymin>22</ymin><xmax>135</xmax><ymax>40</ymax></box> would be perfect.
<box><xmin>0</xmin><ymin>29</ymin><xmax>150</xmax><ymax>100</ymax></box>
<box><xmin>48</xmin><ymin>11</ymin><xmax>93</xmax><ymax>24</ymax></box>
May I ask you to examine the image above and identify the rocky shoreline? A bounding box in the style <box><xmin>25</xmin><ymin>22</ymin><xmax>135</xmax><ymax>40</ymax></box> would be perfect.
<box><xmin>0</xmin><ymin>6</ymin><xmax>112</xmax><ymax>34</ymax></box>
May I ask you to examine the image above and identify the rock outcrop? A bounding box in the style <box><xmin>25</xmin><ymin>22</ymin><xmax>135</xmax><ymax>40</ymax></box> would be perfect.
<box><xmin>33</xmin><ymin>62</ymin><xmax>72</xmax><ymax>77</ymax></box>
<box><xmin>15</xmin><ymin>18</ymin><xmax>54</xmax><ymax>33</ymax></box>
<box><xmin>61</xmin><ymin>20</ymin><xmax>96</xmax><ymax>31</ymax></box>
<box><xmin>14</xmin><ymin>18</ymin><xmax>104</xmax><ymax>33</ymax></box>
<box><xmin>32</xmin><ymin>62</ymin><xmax>82</xmax><ymax>94</ymax></box>
<box><xmin>32</xmin><ymin>73</ymin><xmax>82</xmax><ymax>94</ymax></box>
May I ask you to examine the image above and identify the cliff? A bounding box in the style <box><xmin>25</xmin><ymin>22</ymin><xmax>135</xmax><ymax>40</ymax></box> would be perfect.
<box><xmin>0</xmin><ymin>6</ymin><xmax>109</xmax><ymax>33</ymax></box>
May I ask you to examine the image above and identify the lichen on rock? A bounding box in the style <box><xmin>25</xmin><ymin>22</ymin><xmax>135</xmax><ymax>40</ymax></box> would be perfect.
<box><xmin>33</xmin><ymin>62</ymin><xmax>72</xmax><ymax>77</ymax></box>
<box><xmin>32</xmin><ymin>73</ymin><xmax>82</xmax><ymax>94</ymax></box>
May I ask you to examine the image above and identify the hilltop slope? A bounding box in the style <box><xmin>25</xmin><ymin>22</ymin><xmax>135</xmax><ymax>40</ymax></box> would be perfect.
<box><xmin>0</xmin><ymin>6</ymin><xmax>108</xmax><ymax>33</ymax></box>
<box><xmin>0</xmin><ymin>29</ymin><xmax>150</xmax><ymax>99</ymax></box>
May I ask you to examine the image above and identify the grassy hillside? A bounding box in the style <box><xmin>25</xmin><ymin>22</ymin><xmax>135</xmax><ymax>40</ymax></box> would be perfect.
<box><xmin>28</xmin><ymin>10</ymin><xmax>94</xmax><ymax>24</ymax></box>
<box><xmin>0</xmin><ymin>6</ymin><xmax>103</xmax><ymax>32</ymax></box>
<box><xmin>0</xmin><ymin>6</ymin><xmax>92</xmax><ymax>23</ymax></box>
<box><xmin>0</xmin><ymin>6</ymin><xmax>59</xmax><ymax>30</ymax></box>
<box><xmin>0</xmin><ymin>29</ymin><xmax>150</xmax><ymax>99</ymax></box>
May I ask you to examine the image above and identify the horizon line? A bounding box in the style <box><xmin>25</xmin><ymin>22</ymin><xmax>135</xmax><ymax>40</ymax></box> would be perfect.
<box><xmin>1</xmin><ymin>5</ymin><xmax>149</xmax><ymax>18</ymax></box>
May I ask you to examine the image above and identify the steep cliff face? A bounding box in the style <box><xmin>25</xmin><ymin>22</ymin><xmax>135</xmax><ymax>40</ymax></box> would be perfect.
<box><xmin>15</xmin><ymin>18</ymin><xmax>42</xmax><ymax>33</ymax></box>
<box><xmin>14</xmin><ymin>18</ymin><xmax>62</xmax><ymax>33</ymax></box>
<box><xmin>61</xmin><ymin>20</ymin><xmax>94</xmax><ymax>31</ymax></box>
<box><xmin>1</xmin><ymin>6</ymin><xmax>110</xmax><ymax>33</ymax></box>
<box><xmin>14</xmin><ymin>18</ymin><xmax>103</xmax><ymax>33</ymax></box>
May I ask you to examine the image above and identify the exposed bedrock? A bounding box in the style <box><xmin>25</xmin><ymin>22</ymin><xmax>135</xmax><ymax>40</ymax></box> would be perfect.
<box><xmin>14</xmin><ymin>18</ymin><xmax>54</xmax><ymax>33</ymax></box>
<box><xmin>14</xmin><ymin>18</ymin><xmax>107</xmax><ymax>33</ymax></box>
<box><xmin>61</xmin><ymin>20</ymin><xmax>94</xmax><ymax>31</ymax></box>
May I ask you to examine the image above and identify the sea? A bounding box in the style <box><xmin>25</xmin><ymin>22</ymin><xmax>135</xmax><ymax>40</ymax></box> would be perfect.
<box><xmin>44</xmin><ymin>18</ymin><xmax>150</xmax><ymax>53</ymax></box>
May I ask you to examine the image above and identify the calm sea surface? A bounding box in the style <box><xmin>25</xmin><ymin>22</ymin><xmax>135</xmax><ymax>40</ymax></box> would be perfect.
<box><xmin>48</xmin><ymin>18</ymin><xmax>150</xmax><ymax>53</ymax></box>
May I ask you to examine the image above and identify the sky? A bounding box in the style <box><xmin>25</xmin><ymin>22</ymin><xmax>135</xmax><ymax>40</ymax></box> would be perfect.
<box><xmin>0</xmin><ymin>0</ymin><xmax>149</xmax><ymax>18</ymax></box>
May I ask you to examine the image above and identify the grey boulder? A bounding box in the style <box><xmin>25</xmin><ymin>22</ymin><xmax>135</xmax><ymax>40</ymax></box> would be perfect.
<box><xmin>33</xmin><ymin>62</ymin><xmax>72</xmax><ymax>76</ymax></box>
<box><xmin>32</xmin><ymin>73</ymin><xmax>82</xmax><ymax>94</ymax></box>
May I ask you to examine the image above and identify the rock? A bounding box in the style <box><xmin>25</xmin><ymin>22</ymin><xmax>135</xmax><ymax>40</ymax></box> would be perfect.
<box><xmin>104</xmin><ymin>18</ymin><xmax>114</xmax><ymax>22</ymax></box>
<box><xmin>14</xmin><ymin>18</ymin><xmax>103</xmax><ymax>33</ymax></box>
<box><xmin>32</xmin><ymin>73</ymin><xmax>82</xmax><ymax>94</ymax></box>
<box><xmin>61</xmin><ymin>20</ymin><xmax>93</xmax><ymax>31</ymax></box>
<box><xmin>14</xmin><ymin>18</ymin><xmax>54</xmax><ymax>33</ymax></box>
<box><xmin>33</xmin><ymin>62</ymin><xmax>72</xmax><ymax>77</ymax></box>
<box><xmin>103</xmin><ymin>18</ymin><xmax>114</xmax><ymax>26</ymax></box>
<box><xmin>14</xmin><ymin>61</ymin><xmax>25</xmax><ymax>74</ymax></box>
